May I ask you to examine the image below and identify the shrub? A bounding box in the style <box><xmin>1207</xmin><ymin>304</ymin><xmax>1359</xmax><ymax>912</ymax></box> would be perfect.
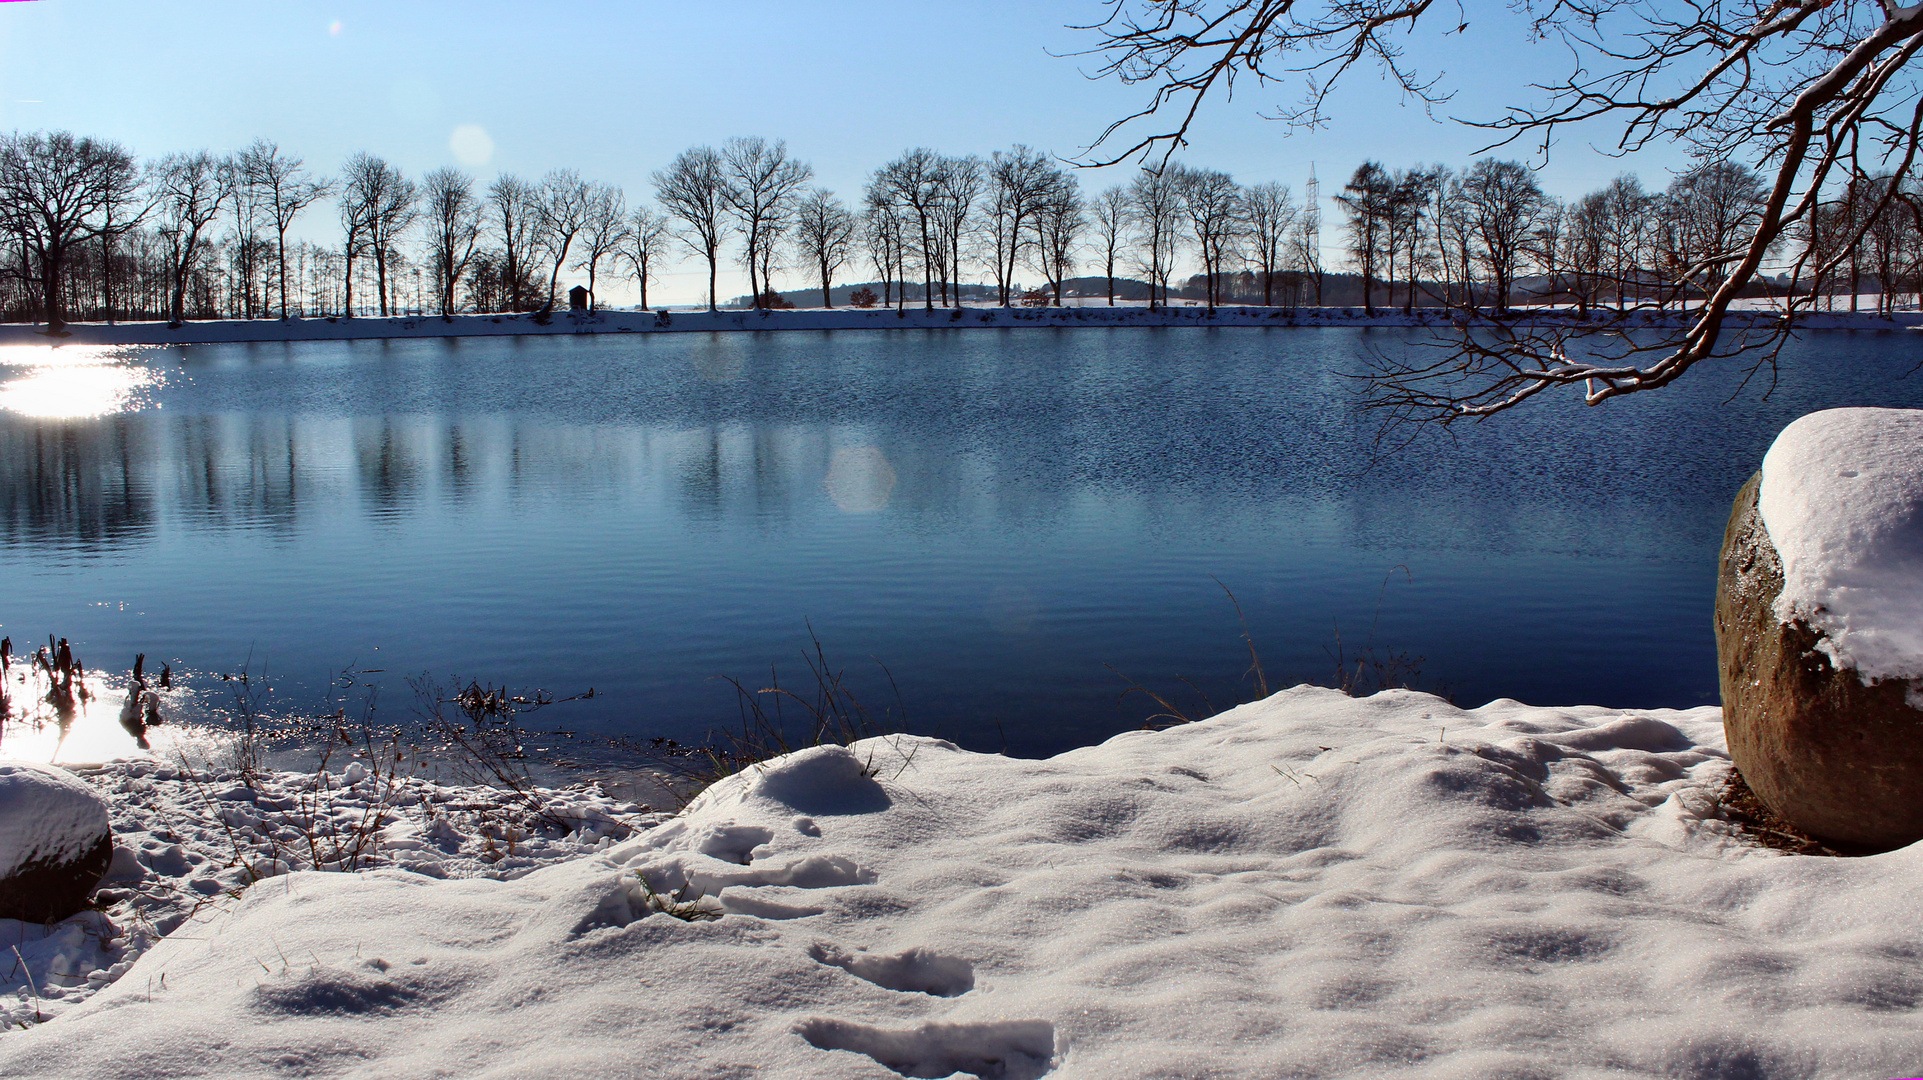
<box><xmin>849</xmin><ymin>287</ymin><xmax>879</xmax><ymax>308</ymax></box>
<box><xmin>757</xmin><ymin>289</ymin><xmax>795</xmax><ymax>310</ymax></box>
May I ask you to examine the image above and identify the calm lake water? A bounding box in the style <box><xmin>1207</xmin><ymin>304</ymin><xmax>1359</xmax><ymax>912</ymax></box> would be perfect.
<box><xmin>4</xmin><ymin>326</ymin><xmax>1920</xmax><ymax>761</ymax></box>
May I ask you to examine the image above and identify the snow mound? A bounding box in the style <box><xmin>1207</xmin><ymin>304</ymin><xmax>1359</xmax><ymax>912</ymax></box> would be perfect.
<box><xmin>1759</xmin><ymin>407</ymin><xmax>1923</xmax><ymax>682</ymax></box>
<box><xmin>6</xmin><ymin>689</ymin><xmax>1923</xmax><ymax>1075</ymax></box>
<box><xmin>0</xmin><ymin>761</ymin><xmax>109</xmax><ymax>880</ymax></box>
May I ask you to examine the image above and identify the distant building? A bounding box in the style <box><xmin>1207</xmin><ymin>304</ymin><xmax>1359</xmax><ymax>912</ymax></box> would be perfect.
<box><xmin>568</xmin><ymin>286</ymin><xmax>589</xmax><ymax>311</ymax></box>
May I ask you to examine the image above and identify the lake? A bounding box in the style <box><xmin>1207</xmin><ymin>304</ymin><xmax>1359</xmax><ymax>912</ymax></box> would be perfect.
<box><xmin>4</xmin><ymin>325</ymin><xmax>1920</xmax><ymax>762</ymax></box>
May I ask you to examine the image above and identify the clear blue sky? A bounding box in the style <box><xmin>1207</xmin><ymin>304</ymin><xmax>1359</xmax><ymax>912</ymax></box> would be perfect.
<box><xmin>0</xmin><ymin>0</ymin><xmax>1696</xmax><ymax>305</ymax></box>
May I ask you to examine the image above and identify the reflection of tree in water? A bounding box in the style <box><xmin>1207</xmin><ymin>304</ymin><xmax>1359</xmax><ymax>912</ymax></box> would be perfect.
<box><xmin>445</xmin><ymin>425</ymin><xmax>473</xmax><ymax>501</ymax></box>
<box><xmin>677</xmin><ymin>427</ymin><xmax>723</xmax><ymax>521</ymax></box>
<box><xmin>168</xmin><ymin>416</ymin><xmax>303</xmax><ymax>534</ymax></box>
<box><xmin>239</xmin><ymin>418</ymin><xmax>299</xmax><ymax>532</ymax></box>
<box><xmin>0</xmin><ymin>417</ymin><xmax>155</xmax><ymax>549</ymax></box>
<box><xmin>356</xmin><ymin>419</ymin><xmax>421</xmax><ymax>517</ymax></box>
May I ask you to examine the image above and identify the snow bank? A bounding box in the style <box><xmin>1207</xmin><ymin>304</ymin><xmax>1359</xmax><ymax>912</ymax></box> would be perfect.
<box><xmin>0</xmin><ymin>757</ymin><xmax>655</xmax><ymax>1029</ymax></box>
<box><xmin>1760</xmin><ymin>407</ymin><xmax>1923</xmax><ymax>682</ymax></box>
<box><xmin>0</xmin><ymin>762</ymin><xmax>109</xmax><ymax>880</ymax></box>
<box><xmin>3</xmin><ymin>687</ymin><xmax>1921</xmax><ymax>1078</ymax></box>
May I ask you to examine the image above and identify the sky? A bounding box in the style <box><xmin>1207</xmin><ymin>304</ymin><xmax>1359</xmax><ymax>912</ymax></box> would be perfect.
<box><xmin>0</xmin><ymin>0</ymin><xmax>1702</xmax><ymax>306</ymax></box>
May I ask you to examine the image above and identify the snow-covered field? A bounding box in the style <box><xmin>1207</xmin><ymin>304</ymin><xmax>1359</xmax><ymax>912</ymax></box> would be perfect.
<box><xmin>1</xmin><ymin>686</ymin><xmax>1917</xmax><ymax>1078</ymax></box>
<box><xmin>0</xmin><ymin>302</ymin><xmax>1911</xmax><ymax>348</ymax></box>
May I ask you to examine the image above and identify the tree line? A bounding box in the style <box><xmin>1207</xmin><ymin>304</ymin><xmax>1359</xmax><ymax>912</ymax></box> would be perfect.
<box><xmin>0</xmin><ymin>128</ymin><xmax>1909</xmax><ymax>328</ymax></box>
<box><xmin>1334</xmin><ymin>157</ymin><xmax>1920</xmax><ymax>318</ymax></box>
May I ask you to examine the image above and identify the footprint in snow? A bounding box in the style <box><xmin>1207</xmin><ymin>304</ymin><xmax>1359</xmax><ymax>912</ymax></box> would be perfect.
<box><xmin>808</xmin><ymin>943</ymin><xmax>975</xmax><ymax>997</ymax></box>
<box><xmin>797</xmin><ymin>1017</ymin><xmax>1055</xmax><ymax>1080</ymax></box>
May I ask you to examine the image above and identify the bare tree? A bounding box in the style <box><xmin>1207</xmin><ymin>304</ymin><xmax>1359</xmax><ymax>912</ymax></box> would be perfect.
<box><xmin>238</xmin><ymin>140</ymin><xmax>330</xmax><ymax>319</ymax></box>
<box><xmin>1459</xmin><ymin>158</ymin><xmax>1542</xmax><ymax>315</ymax></box>
<box><xmin>1243</xmin><ymin>181</ymin><xmax>1296</xmax><ymax>306</ymax></box>
<box><xmin>536</xmin><ymin>169</ymin><xmax>594</xmax><ymax>306</ymax></box>
<box><xmin>1174</xmin><ymin>165</ymin><xmax>1242</xmax><ymax>310</ymax></box>
<box><xmin>487</xmin><ymin>175</ymin><xmax>542</xmax><ymax>312</ymax></box>
<box><xmin>654</xmin><ymin>146</ymin><xmax>727</xmax><ymax>312</ymax></box>
<box><xmin>571</xmin><ymin>183</ymin><xmax>629</xmax><ymax>310</ymax></box>
<box><xmin>1078</xmin><ymin>0</ymin><xmax>1923</xmax><ymax>420</ymax></box>
<box><xmin>793</xmin><ymin>187</ymin><xmax>856</xmax><ymax>308</ymax></box>
<box><xmin>1663</xmin><ymin>160</ymin><xmax>1771</xmax><ymax>312</ymax></box>
<box><xmin>151</xmin><ymin>150</ymin><xmax>233</xmax><ymax>324</ymax></box>
<box><xmin>1565</xmin><ymin>188</ymin><xmax>1611</xmax><ymax>316</ymax></box>
<box><xmin>985</xmin><ymin>146</ymin><xmax>1056</xmax><ymax>306</ymax></box>
<box><xmin>1128</xmin><ymin>167</ymin><xmax>1183</xmax><ymax>308</ymax></box>
<box><xmin>341</xmin><ymin>153</ymin><xmax>416</xmax><ymax>317</ymax></box>
<box><xmin>1387</xmin><ymin>166</ymin><xmax>1440</xmax><ymax>314</ymax></box>
<box><xmin>1527</xmin><ymin>195</ymin><xmax>1567</xmax><ymax>310</ymax></box>
<box><xmin>92</xmin><ymin>153</ymin><xmax>149</xmax><ymax>323</ymax></box>
<box><xmin>623</xmin><ymin>205</ymin><xmax>670</xmax><ymax>311</ymax></box>
<box><xmin>870</xmin><ymin>149</ymin><xmax>946</xmax><ymax>310</ymax></box>
<box><xmin>1599</xmin><ymin>173</ymin><xmax>1651</xmax><ymax>311</ymax></box>
<box><xmin>864</xmin><ymin>191</ymin><xmax>907</xmax><ymax>308</ymax></box>
<box><xmin>719</xmin><ymin>137</ymin><xmax>813</xmax><ymax>309</ymax></box>
<box><xmin>1336</xmin><ymin>161</ymin><xmax>1392</xmax><ymax>315</ymax></box>
<box><xmin>934</xmin><ymin>155</ymin><xmax>983</xmax><ymax>307</ymax></box>
<box><xmin>1036</xmin><ymin>175</ymin><xmax>1085</xmax><ymax>304</ymax></box>
<box><xmin>422</xmin><ymin>167</ymin><xmax>480</xmax><ymax>317</ymax></box>
<box><xmin>1090</xmin><ymin>184</ymin><xmax>1133</xmax><ymax>305</ymax></box>
<box><xmin>0</xmin><ymin>132</ymin><xmax>141</xmax><ymax>328</ymax></box>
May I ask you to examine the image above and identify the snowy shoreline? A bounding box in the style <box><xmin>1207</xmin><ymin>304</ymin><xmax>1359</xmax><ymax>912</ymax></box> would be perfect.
<box><xmin>0</xmin><ymin>751</ymin><xmax>658</xmax><ymax>1030</ymax></box>
<box><xmin>5</xmin><ymin>685</ymin><xmax>1922</xmax><ymax>1077</ymax></box>
<box><xmin>0</xmin><ymin>304</ymin><xmax>1914</xmax><ymax>347</ymax></box>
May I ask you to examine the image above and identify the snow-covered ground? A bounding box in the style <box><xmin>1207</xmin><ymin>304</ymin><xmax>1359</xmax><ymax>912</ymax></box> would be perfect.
<box><xmin>0</xmin><ymin>754</ymin><xmax>654</xmax><ymax>1032</ymax></box>
<box><xmin>0</xmin><ymin>302</ymin><xmax>1912</xmax><ymax>348</ymax></box>
<box><xmin>1</xmin><ymin>686</ymin><xmax>1917</xmax><ymax>1078</ymax></box>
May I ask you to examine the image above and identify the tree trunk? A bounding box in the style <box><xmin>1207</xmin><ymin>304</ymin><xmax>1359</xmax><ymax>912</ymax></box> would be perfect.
<box><xmin>40</xmin><ymin>246</ymin><xmax>63</xmax><ymax>328</ymax></box>
<box><xmin>375</xmin><ymin>245</ymin><xmax>389</xmax><ymax>317</ymax></box>
<box><xmin>747</xmin><ymin>226</ymin><xmax>762</xmax><ymax>309</ymax></box>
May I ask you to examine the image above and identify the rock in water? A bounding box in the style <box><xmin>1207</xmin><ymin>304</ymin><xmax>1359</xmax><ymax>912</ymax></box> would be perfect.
<box><xmin>1717</xmin><ymin>408</ymin><xmax>1923</xmax><ymax>851</ymax></box>
<box><xmin>0</xmin><ymin>761</ymin><xmax>112</xmax><ymax>922</ymax></box>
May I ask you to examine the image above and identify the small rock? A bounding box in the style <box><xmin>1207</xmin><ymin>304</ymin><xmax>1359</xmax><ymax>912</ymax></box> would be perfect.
<box><xmin>0</xmin><ymin>761</ymin><xmax>113</xmax><ymax>922</ymax></box>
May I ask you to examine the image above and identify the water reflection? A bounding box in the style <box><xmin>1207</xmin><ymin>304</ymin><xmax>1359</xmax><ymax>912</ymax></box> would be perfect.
<box><xmin>0</xmin><ymin>419</ymin><xmax>155</xmax><ymax>547</ymax></box>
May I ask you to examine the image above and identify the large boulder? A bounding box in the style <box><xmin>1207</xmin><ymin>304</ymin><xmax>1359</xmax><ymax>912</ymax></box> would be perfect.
<box><xmin>1716</xmin><ymin>408</ymin><xmax>1923</xmax><ymax>851</ymax></box>
<box><xmin>0</xmin><ymin>761</ymin><xmax>112</xmax><ymax>922</ymax></box>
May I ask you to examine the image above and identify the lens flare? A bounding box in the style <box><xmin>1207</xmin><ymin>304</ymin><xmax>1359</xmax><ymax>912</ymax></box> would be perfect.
<box><xmin>0</xmin><ymin>346</ymin><xmax>162</xmax><ymax>418</ymax></box>
<box><xmin>824</xmin><ymin>446</ymin><xmax>898</xmax><ymax>513</ymax></box>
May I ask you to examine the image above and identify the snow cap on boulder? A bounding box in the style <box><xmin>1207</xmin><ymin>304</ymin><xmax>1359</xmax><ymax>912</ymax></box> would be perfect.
<box><xmin>1760</xmin><ymin>406</ymin><xmax>1923</xmax><ymax>682</ymax></box>
<box><xmin>0</xmin><ymin>760</ymin><xmax>112</xmax><ymax>922</ymax></box>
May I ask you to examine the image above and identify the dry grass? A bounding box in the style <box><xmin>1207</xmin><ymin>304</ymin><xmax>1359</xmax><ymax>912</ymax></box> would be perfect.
<box><xmin>1713</xmin><ymin>769</ymin><xmax>1863</xmax><ymax>858</ymax></box>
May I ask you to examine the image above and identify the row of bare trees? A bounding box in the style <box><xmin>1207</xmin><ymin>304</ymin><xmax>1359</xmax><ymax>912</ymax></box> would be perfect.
<box><xmin>0</xmin><ymin>132</ymin><xmax>674</xmax><ymax>325</ymax></box>
<box><xmin>1331</xmin><ymin>155</ymin><xmax>1923</xmax><ymax>320</ymax></box>
<box><xmin>646</xmin><ymin>141</ymin><xmax>1327</xmax><ymax>314</ymax></box>
<box><xmin>1334</xmin><ymin>158</ymin><xmax>1786</xmax><ymax>317</ymax></box>
<box><xmin>0</xmin><ymin>126</ymin><xmax>1913</xmax><ymax>329</ymax></box>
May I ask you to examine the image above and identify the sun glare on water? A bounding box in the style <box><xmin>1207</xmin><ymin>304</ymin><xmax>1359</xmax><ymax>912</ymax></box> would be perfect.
<box><xmin>0</xmin><ymin>346</ymin><xmax>162</xmax><ymax>418</ymax></box>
